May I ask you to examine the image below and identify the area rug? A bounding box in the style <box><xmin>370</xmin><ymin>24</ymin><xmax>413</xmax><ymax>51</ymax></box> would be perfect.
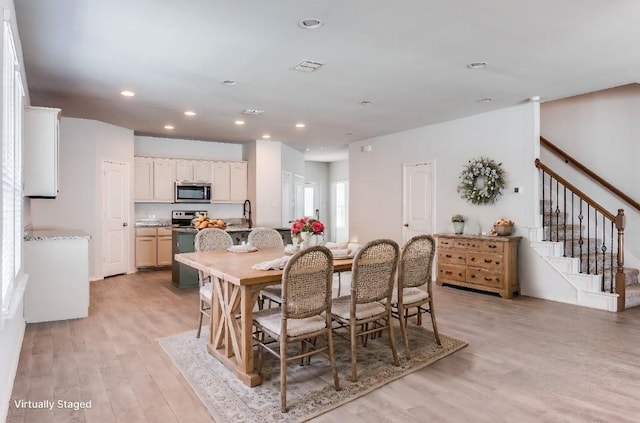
<box><xmin>158</xmin><ymin>324</ymin><xmax>467</xmax><ymax>423</ymax></box>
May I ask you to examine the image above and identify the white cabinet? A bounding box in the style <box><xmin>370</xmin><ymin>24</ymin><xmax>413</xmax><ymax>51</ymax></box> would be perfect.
<box><xmin>175</xmin><ymin>160</ymin><xmax>194</xmax><ymax>182</ymax></box>
<box><xmin>153</xmin><ymin>159</ymin><xmax>175</xmax><ymax>202</ymax></box>
<box><xmin>134</xmin><ymin>157</ymin><xmax>154</xmax><ymax>201</ymax></box>
<box><xmin>212</xmin><ymin>162</ymin><xmax>231</xmax><ymax>201</ymax></box>
<box><xmin>193</xmin><ymin>160</ymin><xmax>213</xmax><ymax>182</ymax></box>
<box><xmin>24</xmin><ymin>106</ymin><xmax>61</xmax><ymax>197</ymax></box>
<box><xmin>136</xmin><ymin>227</ymin><xmax>173</xmax><ymax>268</ymax></box>
<box><xmin>212</xmin><ymin>161</ymin><xmax>247</xmax><ymax>203</ymax></box>
<box><xmin>230</xmin><ymin>162</ymin><xmax>248</xmax><ymax>202</ymax></box>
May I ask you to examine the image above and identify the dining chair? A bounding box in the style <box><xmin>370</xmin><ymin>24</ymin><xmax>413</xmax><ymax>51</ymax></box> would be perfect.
<box><xmin>248</xmin><ymin>227</ymin><xmax>286</xmax><ymax>309</ymax></box>
<box><xmin>330</xmin><ymin>239</ymin><xmax>400</xmax><ymax>382</ymax></box>
<box><xmin>194</xmin><ymin>228</ymin><xmax>234</xmax><ymax>338</ymax></box>
<box><xmin>252</xmin><ymin>246</ymin><xmax>340</xmax><ymax>412</ymax></box>
<box><xmin>384</xmin><ymin>234</ymin><xmax>440</xmax><ymax>358</ymax></box>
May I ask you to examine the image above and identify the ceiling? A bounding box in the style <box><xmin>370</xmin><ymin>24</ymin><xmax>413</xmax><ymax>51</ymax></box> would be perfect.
<box><xmin>14</xmin><ymin>0</ymin><xmax>640</xmax><ymax>162</ymax></box>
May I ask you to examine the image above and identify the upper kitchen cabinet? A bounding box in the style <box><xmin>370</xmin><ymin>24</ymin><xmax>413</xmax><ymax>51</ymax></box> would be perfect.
<box><xmin>175</xmin><ymin>159</ymin><xmax>212</xmax><ymax>183</ymax></box>
<box><xmin>134</xmin><ymin>157</ymin><xmax>175</xmax><ymax>202</ymax></box>
<box><xmin>24</xmin><ymin>106</ymin><xmax>61</xmax><ymax>197</ymax></box>
<box><xmin>212</xmin><ymin>161</ymin><xmax>247</xmax><ymax>203</ymax></box>
<box><xmin>229</xmin><ymin>161</ymin><xmax>248</xmax><ymax>202</ymax></box>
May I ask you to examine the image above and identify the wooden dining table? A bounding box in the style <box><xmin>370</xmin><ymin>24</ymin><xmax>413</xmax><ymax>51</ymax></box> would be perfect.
<box><xmin>174</xmin><ymin>246</ymin><xmax>354</xmax><ymax>387</ymax></box>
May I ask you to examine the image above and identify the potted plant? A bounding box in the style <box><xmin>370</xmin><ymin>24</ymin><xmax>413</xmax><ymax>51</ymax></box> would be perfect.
<box><xmin>451</xmin><ymin>214</ymin><xmax>466</xmax><ymax>234</ymax></box>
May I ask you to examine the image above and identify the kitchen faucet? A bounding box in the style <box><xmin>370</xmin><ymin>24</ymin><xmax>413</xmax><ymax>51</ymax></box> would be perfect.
<box><xmin>243</xmin><ymin>199</ymin><xmax>252</xmax><ymax>228</ymax></box>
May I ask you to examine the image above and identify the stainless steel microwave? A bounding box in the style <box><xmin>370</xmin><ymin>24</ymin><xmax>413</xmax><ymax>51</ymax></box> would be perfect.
<box><xmin>174</xmin><ymin>181</ymin><xmax>212</xmax><ymax>203</ymax></box>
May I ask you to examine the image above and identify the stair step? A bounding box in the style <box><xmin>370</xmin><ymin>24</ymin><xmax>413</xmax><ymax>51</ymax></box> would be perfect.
<box><xmin>603</xmin><ymin>268</ymin><xmax>640</xmax><ymax>290</ymax></box>
<box><xmin>624</xmin><ymin>284</ymin><xmax>640</xmax><ymax>308</ymax></box>
<box><xmin>579</xmin><ymin>253</ymin><xmax>615</xmax><ymax>272</ymax></box>
<box><xmin>555</xmin><ymin>238</ymin><xmax>606</xmax><ymax>256</ymax></box>
<box><xmin>541</xmin><ymin>211</ymin><xmax>570</xmax><ymax>225</ymax></box>
<box><xmin>544</xmin><ymin>224</ymin><xmax>584</xmax><ymax>240</ymax></box>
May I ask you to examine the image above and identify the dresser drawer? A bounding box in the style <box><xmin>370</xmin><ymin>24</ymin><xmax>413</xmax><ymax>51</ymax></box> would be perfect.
<box><xmin>136</xmin><ymin>227</ymin><xmax>157</xmax><ymax>236</ymax></box>
<box><xmin>438</xmin><ymin>264</ymin><xmax>466</xmax><ymax>283</ymax></box>
<box><xmin>438</xmin><ymin>238</ymin><xmax>455</xmax><ymax>249</ymax></box>
<box><xmin>467</xmin><ymin>252</ymin><xmax>504</xmax><ymax>272</ymax></box>
<box><xmin>466</xmin><ymin>268</ymin><xmax>504</xmax><ymax>289</ymax></box>
<box><xmin>479</xmin><ymin>239</ymin><xmax>504</xmax><ymax>254</ymax></box>
<box><xmin>438</xmin><ymin>250</ymin><xmax>466</xmax><ymax>266</ymax></box>
<box><xmin>453</xmin><ymin>239</ymin><xmax>483</xmax><ymax>250</ymax></box>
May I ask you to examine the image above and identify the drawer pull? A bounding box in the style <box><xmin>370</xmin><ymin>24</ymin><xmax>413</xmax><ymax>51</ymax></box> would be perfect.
<box><xmin>470</xmin><ymin>274</ymin><xmax>476</xmax><ymax>278</ymax></box>
<box><xmin>484</xmin><ymin>277</ymin><xmax>493</xmax><ymax>281</ymax></box>
<box><xmin>445</xmin><ymin>254</ymin><xmax>452</xmax><ymax>258</ymax></box>
<box><xmin>470</xmin><ymin>257</ymin><xmax>475</xmax><ymax>262</ymax></box>
<box><xmin>445</xmin><ymin>271</ymin><xmax>452</xmax><ymax>275</ymax></box>
<box><xmin>488</xmin><ymin>245</ymin><xmax>497</xmax><ymax>249</ymax></box>
<box><xmin>484</xmin><ymin>259</ymin><xmax>492</xmax><ymax>263</ymax></box>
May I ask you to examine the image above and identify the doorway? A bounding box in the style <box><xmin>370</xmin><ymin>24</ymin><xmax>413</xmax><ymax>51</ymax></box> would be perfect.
<box><xmin>102</xmin><ymin>160</ymin><xmax>129</xmax><ymax>277</ymax></box>
<box><xmin>402</xmin><ymin>162</ymin><xmax>434</xmax><ymax>244</ymax></box>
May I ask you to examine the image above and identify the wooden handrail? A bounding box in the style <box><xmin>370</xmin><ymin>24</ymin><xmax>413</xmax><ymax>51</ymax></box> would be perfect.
<box><xmin>535</xmin><ymin>159</ymin><xmax>616</xmax><ymax>221</ymax></box>
<box><xmin>540</xmin><ymin>136</ymin><xmax>640</xmax><ymax>212</ymax></box>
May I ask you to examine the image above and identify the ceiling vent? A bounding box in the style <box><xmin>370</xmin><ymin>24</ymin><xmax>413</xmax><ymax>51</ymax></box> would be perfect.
<box><xmin>242</xmin><ymin>109</ymin><xmax>264</xmax><ymax>115</ymax></box>
<box><xmin>292</xmin><ymin>60</ymin><xmax>325</xmax><ymax>73</ymax></box>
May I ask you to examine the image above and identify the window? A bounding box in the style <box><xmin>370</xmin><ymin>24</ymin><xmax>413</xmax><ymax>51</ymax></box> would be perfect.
<box><xmin>333</xmin><ymin>180</ymin><xmax>348</xmax><ymax>243</ymax></box>
<box><xmin>1</xmin><ymin>19</ymin><xmax>24</xmax><ymax>314</ymax></box>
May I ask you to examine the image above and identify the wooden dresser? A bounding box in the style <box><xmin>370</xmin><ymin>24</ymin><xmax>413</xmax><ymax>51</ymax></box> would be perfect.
<box><xmin>435</xmin><ymin>234</ymin><xmax>522</xmax><ymax>299</ymax></box>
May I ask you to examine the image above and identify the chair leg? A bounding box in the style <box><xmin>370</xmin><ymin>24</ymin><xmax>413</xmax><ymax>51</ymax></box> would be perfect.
<box><xmin>337</xmin><ymin>273</ymin><xmax>341</xmax><ymax>297</ymax></box>
<box><xmin>386</xmin><ymin>312</ymin><xmax>400</xmax><ymax>366</ymax></box>
<box><xmin>429</xmin><ymin>299</ymin><xmax>441</xmax><ymax>345</ymax></box>
<box><xmin>281</xmin><ymin>339</ymin><xmax>288</xmax><ymax>413</ymax></box>
<box><xmin>350</xmin><ymin>320</ymin><xmax>358</xmax><ymax>382</ymax></box>
<box><xmin>397</xmin><ymin>304</ymin><xmax>411</xmax><ymax>359</ymax></box>
<box><xmin>417</xmin><ymin>306</ymin><xmax>423</xmax><ymax>326</ymax></box>
<box><xmin>196</xmin><ymin>301</ymin><xmax>204</xmax><ymax>338</ymax></box>
<box><xmin>326</xmin><ymin>330</ymin><xmax>341</xmax><ymax>392</ymax></box>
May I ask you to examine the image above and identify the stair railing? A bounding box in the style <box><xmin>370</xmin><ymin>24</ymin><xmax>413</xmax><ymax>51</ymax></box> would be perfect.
<box><xmin>535</xmin><ymin>159</ymin><xmax>626</xmax><ymax>311</ymax></box>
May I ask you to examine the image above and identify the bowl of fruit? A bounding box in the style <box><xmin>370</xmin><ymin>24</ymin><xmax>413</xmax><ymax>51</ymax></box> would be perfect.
<box><xmin>193</xmin><ymin>215</ymin><xmax>226</xmax><ymax>230</ymax></box>
<box><xmin>493</xmin><ymin>219</ymin><xmax>514</xmax><ymax>236</ymax></box>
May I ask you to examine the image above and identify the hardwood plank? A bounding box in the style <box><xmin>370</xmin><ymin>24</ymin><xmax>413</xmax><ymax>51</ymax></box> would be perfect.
<box><xmin>8</xmin><ymin>269</ymin><xmax>640</xmax><ymax>423</ymax></box>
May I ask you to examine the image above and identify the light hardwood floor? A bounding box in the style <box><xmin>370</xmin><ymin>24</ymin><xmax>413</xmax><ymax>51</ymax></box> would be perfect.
<box><xmin>7</xmin><ymin>270</ymin><xmax>640</xmax><ymax>422</ymax></box>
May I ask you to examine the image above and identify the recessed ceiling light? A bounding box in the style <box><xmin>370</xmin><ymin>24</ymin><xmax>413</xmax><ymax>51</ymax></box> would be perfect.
<box><xmin>305</xmin><ymin>147</ymin><xmax>310</xmax><ymax>151</ymax></box>
<box><xmin>262</xmin><ymin>134</ymin><xmax>271</xmax><ymax>139</ymax></box>
<box><xmin>120</xmin><ymin>90</ymin><xmax>135</xmax><ymax>97</ymax></box>
<box><xmin>164</xmin><ymin>125</ymin><xmax>175</xmax><ymax>130</ymax></box>
<box><xmin>184</xmin><ymin>110</ymin><xmax>196</xmax><ymax>116</ymax></box>
<box><xmin>467</xmin><ymin>61</ymin><xmax>488</xmax><ymax>69</ymax></box>
<box><xmin>295</xmin><ymin>123</ymin><xmax>306</xmax><ymax>128</ymax></box>
<box><xmin>360</xmin><ymin>100</ymin><xmax>372</xmax><ymax>106</ymax></box>
<box><xmin>221</xmin><ymin>80</ymin><xmax>237</xmax><ymax>86</ymax></box>
<box><xmin>234</xmin><ymin>120</ymin><xmax>245</xmax><ymax>125</ymax></box>
<box><xmin>298</xmin><ymin>18</ymin><xmax>323</xmax><ymax>29</ymax></box>
<box><xmin>477</xmin><ymin>97</ymin><xmax>493</xmax><ymax>103</ymax></box>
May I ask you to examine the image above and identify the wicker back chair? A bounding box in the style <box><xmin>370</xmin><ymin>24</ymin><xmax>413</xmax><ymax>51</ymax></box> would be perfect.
<box><xmin>330</xmin><ymin>239</ymin><xmax>400</xmax><ymax>381</ymax></box>
<box><xmin>248</xmin><ymin>227</ymin><xmax>284</xmax><ymax>249</ymax></box>
<box><xmin>193</xmin><ymin>228</ymin><xmax>233</xmax><ymax>338</ymax></box>
<box><xmin>389</xmin><ymin>234</ymin><xmax>440</xmax><ymax>358</ymax></box>
<box><xmin>252</xmin><ymin>246</ymin><xmax>340</xmax><ymax>412</ymax></box>
<box><xmin>248</xmin><ymin>228</ymin><xmax>286</xmax><ymax>309</ymax></box>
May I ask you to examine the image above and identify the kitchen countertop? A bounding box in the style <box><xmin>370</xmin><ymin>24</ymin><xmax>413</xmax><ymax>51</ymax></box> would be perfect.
<box><xmin>25</xmin><ymin>229</ymin><xmax>91</xmax><ymax>241</ymax></box>
<box><xmin>135</xmin><ymin>219</ymin><xmax>172</xmax><ymax>228</ymax></box>
<box><xmin>172</xmin><ymin>226</ymin><xmax>291</xmax><ymax>233</ymax></box>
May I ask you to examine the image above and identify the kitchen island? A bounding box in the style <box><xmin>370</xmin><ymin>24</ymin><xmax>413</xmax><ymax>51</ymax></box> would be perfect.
<box><xmin>171</xmin><ymin>226</ymin><xmax>293</xmax><ymax>288</ymax></box>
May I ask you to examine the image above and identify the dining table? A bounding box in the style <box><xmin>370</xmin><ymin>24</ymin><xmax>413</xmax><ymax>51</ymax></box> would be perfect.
<box><xmin>174</xmin><ymin>246</ymin><xmax>354</xmax><ymax>387</ymax></box>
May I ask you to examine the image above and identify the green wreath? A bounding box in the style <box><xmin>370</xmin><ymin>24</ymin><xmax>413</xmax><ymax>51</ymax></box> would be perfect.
<box><xmin>457</xmin><ymin>157</ymin><xmax>506</xmax><ymax>205</ymax></box>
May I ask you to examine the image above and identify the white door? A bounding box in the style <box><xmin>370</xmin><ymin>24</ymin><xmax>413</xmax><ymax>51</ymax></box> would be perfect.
<box><xmin>103</xmin><ymin>161</ymin><xmax>129</xmax><ymax>277</ymax></box>
<box><xmin>402</xmin><ymin>162</ymin><xmax>434</xmax><ymax>244</ymax></box>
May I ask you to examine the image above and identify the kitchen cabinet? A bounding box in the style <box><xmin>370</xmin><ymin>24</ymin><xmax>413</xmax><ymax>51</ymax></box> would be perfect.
<box><xmin>213</xmin><ymin>161</ymin><xmax>247</xmax><ymax>203</ymax></box>
<box><xmin>24</xmin><ymin>106</ymin><xmax>61</xmax><ymax>197</ymax></box>
<box><xmin>135</xmin><ymin>227</ymin><xmax>172</xmax><ymax>268</ymax></box>
<box><xmin>212</xmin><ymin>161</ymin><xmax>231</xmax><ymax>201</ymax></box>
<box><xmin>134</xmin><ymin>157</ymin><xmax>154</xmax><ymax>201</ymax></box>
<box><xmin>175</xmin><ymin>159</ymin><xmax>194</xmax><ymax>181</ymax></box>
<box><xmin>194</xmin><ymin>160</ymin><xmax>213</xmax><ymax>182</ymax></box>
<box><xmin>435</xmin><ymin>234</ymin><xmax>521</xmax><ymax>299</ymax></box>
<box><xmin>153</xmin><ymin>159</ymin><xmax>176</xmax><ymax>202</ymax></box>
<box><xmin>229</xmin><ymin>161</ymin><xmax>248</xmax><ymax>202</ymax></box>
<box><xmin>176</xmin><ymin>159</ymin><xmax>213</xmax><ymax>183</ymax></box>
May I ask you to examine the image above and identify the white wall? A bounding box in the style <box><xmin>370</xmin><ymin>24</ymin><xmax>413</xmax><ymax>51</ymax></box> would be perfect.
<box><xmin>255</xmin><ymin>141</ymin><xmax>283</xmax><ymax>227</ymax></box>
<box><xmin>30</xmin><ymin>117</ymin><xmax>135</xmax><ymax>279</ymax></box>
<box><xmin>349</xmin><ymin>103</ymin><xmax>552</xmax><ymax>296</ymax></box>
<box><xmin>541</xmin><ymin>84</ymin><xmax>640</xmax><ymax>267</ymax></box>
<box><xmin>1</xmin><ymin>0</ymin><xmax>27</xmax><ymax>419</ymax></box>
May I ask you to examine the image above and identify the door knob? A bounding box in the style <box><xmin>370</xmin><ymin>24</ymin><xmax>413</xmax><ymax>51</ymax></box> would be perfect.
<box><xmin>403</xmin><ymin>223</ymin><xmax>409</xmax><ymax>227</ymax></box>
<box><xmin>123</xmin><ymin>222</ymin><xmax>128</xmax><ymax>227</ymax></box>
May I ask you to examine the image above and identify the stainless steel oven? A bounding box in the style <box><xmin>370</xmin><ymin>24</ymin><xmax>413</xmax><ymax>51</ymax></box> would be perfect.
<box><xmin>174</xmin><ymin>181</ymin><xmax>212</xmax><ymax>203</ymax></box>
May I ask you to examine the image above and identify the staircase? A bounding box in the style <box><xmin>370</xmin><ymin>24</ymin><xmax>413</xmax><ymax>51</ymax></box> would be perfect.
<box><xmin>530</xmin><ymin>199</ymin><xmax>640</xmax><ymax>311</ymax></box>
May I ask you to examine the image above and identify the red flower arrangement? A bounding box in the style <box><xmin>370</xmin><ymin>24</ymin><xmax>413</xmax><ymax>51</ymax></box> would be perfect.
<box><xmin>290</xmin><ymin>217</ymin><xmax>325</xmax><ymax>240</ymax></box>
